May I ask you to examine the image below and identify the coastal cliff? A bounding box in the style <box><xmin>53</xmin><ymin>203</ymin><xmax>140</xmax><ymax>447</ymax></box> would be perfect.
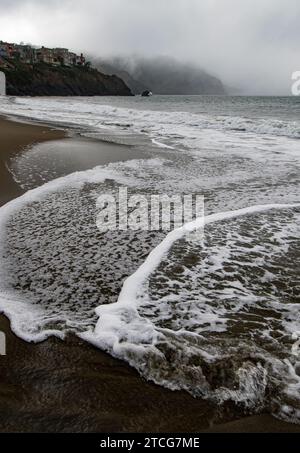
<box><xmin>1</xmin><ymin>61</ymin><xmax>133</xmax><ymax>96</ymax></box>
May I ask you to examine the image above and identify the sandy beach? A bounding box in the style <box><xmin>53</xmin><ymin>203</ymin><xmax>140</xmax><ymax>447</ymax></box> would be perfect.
<box><xmin>0</xmin><ymin>116</ymin><xmax>300</xmax><ymax>433</ymax></box>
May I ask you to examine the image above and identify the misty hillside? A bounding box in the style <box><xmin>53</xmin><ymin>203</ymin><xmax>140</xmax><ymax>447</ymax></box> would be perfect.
<box><xmin>94</xmin><ymin>56</ymin><xmax>226</xmax><ymax>95</ymax></box>
<box><xmin>93</xmin><ymin>60</ymin><xmax>148</xmax><ymax>95</ymax></box>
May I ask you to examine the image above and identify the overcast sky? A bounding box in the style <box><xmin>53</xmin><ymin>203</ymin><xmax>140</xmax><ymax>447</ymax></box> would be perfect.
<box><xmin>1</xmin><ymin>0</ymin><xmax>299</xmax><ymax>94</ymax></box>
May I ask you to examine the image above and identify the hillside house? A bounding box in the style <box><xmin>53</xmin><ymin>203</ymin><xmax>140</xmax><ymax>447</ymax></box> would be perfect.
<box><xmin>0</xmin><ymin>40</ymin><xmax>88</xmax><ymax>69</ymax></box>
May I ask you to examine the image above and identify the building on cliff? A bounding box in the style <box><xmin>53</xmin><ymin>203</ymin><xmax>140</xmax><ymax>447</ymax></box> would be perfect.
<box><xmin>14</xmin><ymin>44</ymin><xmax>38</xmax><ymax>64</ymax></box>
<box><xmin>36</xmin><ymin>47</ymin><xmax>57</xmax><ymax>65</ymax></box>
<box><xmin>53</xmin><ymin>48</ymin><xmax>75</xmax><ymax>66</ymax></box>
<box><xmin>0</xmin><ymin>40</ymin><xmax>87</xmax><ymax>68</ymax></box>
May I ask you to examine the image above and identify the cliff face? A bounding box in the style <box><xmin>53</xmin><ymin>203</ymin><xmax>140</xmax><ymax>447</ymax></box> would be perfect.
<box><xmin>2</xmin><ymin>61</ymin><xmax>133</xmax><ymax>96</ymax></box>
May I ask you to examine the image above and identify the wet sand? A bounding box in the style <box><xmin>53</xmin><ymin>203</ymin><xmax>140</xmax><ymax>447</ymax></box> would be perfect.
<box><xmin>0</xmin><ymin>117</ymin><xmax>65</xmax><ymax>205</ymax></box>
<box><xmin>0</xmin><ymin>116</ymin><xmax>300</xmax><ymax>433</ymax></box>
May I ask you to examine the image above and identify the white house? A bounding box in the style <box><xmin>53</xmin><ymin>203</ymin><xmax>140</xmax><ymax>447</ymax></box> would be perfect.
<box><xmin>0</xmin><ymin>71</ymin><xmax>6</xmax><ymax>95</ymax></box>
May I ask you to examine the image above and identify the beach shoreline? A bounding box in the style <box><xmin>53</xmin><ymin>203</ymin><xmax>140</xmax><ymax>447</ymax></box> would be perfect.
<box><xmin>0</xmin><ymin>115</ymin><xmax>300</xmax><ymax>433</ymax></box>
<box><xmin>0</xmin><ymin>116</ymin><xmax>66</xmax><ymax>205</ymax></box>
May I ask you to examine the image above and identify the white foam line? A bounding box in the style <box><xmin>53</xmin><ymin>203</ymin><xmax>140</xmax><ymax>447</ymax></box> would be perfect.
<box><xmin>151</xmin><ymin>138</ymin><xmax>174</xmax><ymax>150</ymax></box>
<box><xmin>118</xmin><ymin>203</ymin><xmax>300</xmax><ymax>306</ymax></box>
<box><xmin>91</xmin><ymin>203</ymin><xmax>300</xmax><ymax>350</ymax></box>
<box><xmin>0</xmin><ymin>162</ymin><xmax>134</xmax><ymax>234</ymax></box>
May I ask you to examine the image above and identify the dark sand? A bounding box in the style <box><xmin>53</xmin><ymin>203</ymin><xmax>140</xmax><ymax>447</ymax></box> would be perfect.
<box><xmin>0</xmin><ymin>116</ymin><xmax>300</xmax><ymax>433</ymax></box>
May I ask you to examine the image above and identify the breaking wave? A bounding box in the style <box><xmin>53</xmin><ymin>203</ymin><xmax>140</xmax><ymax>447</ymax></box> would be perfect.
<box><xmin>1</xmin><ymin>96</ymin><xmax>300</xmax><ymax>147</ymax></box>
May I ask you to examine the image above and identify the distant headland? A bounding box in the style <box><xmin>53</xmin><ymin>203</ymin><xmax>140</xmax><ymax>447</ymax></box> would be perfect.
<box><xmin>94</xmin><ymin>55</ymin><xmax>226</xmax><ymax>95</ymax></box>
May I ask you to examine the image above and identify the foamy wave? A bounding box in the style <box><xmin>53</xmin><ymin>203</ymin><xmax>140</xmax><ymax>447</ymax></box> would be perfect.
<box><xmin>82</xmin><ymin>203</ymin><xmax>300</xmax><ymax>417</ymax></box>
<box><xmin>0</xmin><ymin>163</ymin><xmax>141</xmax><ymax>341</ymax></box>
<box><xmin>1</xmin><ymin>97</ymin><xmax>300</xmax><ymax>151</ymax></box>
<box><xmin>84</xmin><ymin>203</ymin><xmax>300</xmax><ymax>348</ymax></box>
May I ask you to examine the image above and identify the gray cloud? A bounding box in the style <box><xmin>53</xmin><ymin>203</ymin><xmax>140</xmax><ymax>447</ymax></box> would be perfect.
<box><xmin>1</xmin><ymin>0</ymin><xmax>299</xmax><ymax>94</ymax></box>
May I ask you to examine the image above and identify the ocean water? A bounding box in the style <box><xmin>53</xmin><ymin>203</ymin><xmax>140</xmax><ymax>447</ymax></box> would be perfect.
<box><xmin>0</xmin><ymin>95</ymin><xmax>299</xmax><ymax>422</ymax></box>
